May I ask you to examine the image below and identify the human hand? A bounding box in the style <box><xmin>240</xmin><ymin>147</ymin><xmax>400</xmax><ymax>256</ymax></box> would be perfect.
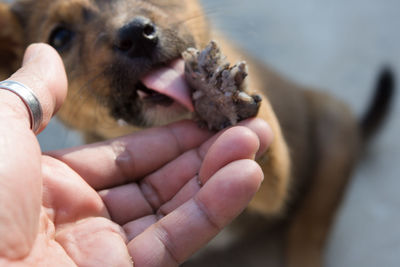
<box><xmin>0</xmin><ymin>44</ymin><xmax>272</xmax><ymax>267</ymax></box>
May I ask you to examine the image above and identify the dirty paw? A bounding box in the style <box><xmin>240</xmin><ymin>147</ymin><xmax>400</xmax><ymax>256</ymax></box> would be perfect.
<box><xmin>182</xmin><ymin>41</ymin><xmax>262</xmax><ymax>131</ymax></box>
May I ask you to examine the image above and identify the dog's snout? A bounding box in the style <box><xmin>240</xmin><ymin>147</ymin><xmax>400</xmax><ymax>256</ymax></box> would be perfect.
<box><xmin>115</xmin><ymin>16</ymin><xmax>159</xmax><ymax>58</ymax></box>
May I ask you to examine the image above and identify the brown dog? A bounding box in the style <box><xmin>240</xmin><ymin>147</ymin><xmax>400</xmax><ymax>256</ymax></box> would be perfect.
<box><xmin>0</xmin><ymin>0</ymin><xmax>394</xmax><ymax>266</ymax></box>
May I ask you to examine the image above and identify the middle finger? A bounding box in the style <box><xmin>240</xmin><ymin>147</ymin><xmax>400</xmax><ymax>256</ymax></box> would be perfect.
<box><xmin>101</xmin><ymin>119</ymin><xmax>271</xmax><ymax>225</ymax></box>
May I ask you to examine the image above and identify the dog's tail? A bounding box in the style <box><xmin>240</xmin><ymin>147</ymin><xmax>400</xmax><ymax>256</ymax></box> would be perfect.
<box><xmin>360</xmin><ymin>67</ymin><xmax>395</xmax><ymax>142</ymax></box>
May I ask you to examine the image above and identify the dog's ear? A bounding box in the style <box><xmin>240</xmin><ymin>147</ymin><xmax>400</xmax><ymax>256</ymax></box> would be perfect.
<box><xmin>0</xmin><ymin>3</ymin><xmax>25</xmax><ymax>80</ymax></box>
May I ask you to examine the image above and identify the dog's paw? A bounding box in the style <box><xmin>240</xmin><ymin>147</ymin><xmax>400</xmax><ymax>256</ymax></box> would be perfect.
<box><xmin>183</xmin><ymin>41</ymin><xmax>262</xmax><ymax>131</ymax></box>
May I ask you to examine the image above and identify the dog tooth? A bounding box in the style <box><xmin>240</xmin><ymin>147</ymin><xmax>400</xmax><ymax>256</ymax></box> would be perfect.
<box><xmin>137</xmin><ymin>90</ymin><xmax>149</xmax><ymax>100</ymax></box>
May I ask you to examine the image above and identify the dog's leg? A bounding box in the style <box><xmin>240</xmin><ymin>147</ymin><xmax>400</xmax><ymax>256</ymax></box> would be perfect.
<box><xmin>209</xmin><ymin>39</ymin><xmax>293</xmax><ymax>215</ymax></box>
<box><xmin>248</xmin><ymin>99</ymin><xmax>292</xmax><ymax>216</ymax></box>
<box><xmin>286</xmin><ymin>93</ymin><xmax>360</xmax><ymax>267</ymax></box>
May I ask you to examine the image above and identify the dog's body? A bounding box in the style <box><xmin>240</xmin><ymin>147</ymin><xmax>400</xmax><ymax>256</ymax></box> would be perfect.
<box><xmin>0</xmin><ymin>1</ymin><xmax>394</xmax><ymax>266</ymax></box>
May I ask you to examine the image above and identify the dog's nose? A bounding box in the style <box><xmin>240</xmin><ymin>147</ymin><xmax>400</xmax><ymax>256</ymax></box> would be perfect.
<box><xmin>115</xmin><ymin>16</ymin><xmax>158</xmax><ymax>58</ymax></box>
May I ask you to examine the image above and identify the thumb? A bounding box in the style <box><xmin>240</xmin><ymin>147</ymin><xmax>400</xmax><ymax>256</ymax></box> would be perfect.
<box><xmin>7</xmin><ymin>43</ymin><xmax>68</xmax><ymax>133</ymax></box>
<box><xmin>0</xmin><ymin>43</ymin><xmax>67</xmax><ymax>260</ymax></box>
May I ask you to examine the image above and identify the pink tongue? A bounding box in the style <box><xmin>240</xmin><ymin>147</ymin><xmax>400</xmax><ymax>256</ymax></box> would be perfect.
<box><xmin>141</xmin><ymin>59</ymin><xmax>194</xmax><ymax>112</ymax></box>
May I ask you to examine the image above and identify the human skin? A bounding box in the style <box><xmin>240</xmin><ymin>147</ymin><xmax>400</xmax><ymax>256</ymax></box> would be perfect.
<box><xmin>0</xmin><ymin>44</ymin><xmax>272</xmax><ymax>267</ymax></box>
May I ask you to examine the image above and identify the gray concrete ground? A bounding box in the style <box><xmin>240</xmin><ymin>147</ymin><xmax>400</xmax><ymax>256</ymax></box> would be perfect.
<box><xmin>9</xmin><ymin>0</ymin><xmax>399</xmax><ymax>266</ymax></box>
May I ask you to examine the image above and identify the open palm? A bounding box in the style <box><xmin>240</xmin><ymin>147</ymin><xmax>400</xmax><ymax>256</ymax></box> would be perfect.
<box><xmin>0</xmin><ymin>44</ymin><xmax>271</xmax><ymax>267</ymax></box>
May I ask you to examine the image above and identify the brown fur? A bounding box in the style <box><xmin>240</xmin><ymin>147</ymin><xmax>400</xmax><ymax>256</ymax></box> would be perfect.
<box><xmin>0</xmin><ymin>1</ymin><xmax>390</xmax><ymax>266</ymax></box>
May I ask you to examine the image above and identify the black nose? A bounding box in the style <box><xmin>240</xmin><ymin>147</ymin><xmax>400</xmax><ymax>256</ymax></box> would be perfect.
<box><xmin>115</xmin><ymin>17</ymin><xmax>158</xmax><ymax>58</ymax></box>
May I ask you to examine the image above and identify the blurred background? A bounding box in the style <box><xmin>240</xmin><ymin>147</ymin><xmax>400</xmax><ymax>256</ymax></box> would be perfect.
<box><xmin>195</xmin><ymin>1</ymin><xmax>400</xmax><ymax>266</ymax></box>
<box><xmin>3</xmin><ymin>0</ymin><xmax>399</xmax><ymax>266</ymax></box>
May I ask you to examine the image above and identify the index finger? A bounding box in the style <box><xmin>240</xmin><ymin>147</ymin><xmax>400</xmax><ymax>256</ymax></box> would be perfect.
<box><xmin>47</xmin><ymin>120</ymin><xmax>212</xmax><ymax>190</ymax></box>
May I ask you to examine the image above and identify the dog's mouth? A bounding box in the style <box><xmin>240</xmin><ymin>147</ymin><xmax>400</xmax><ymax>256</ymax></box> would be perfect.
<box><xmin>135</xmin><ymin>82</ymin><xmax>175</xmax><ymax>106</ymax></box>
<box><xmin>110</xmin><ymin>57</ymin><xmax>195</xmax><ymax>127</ymax></box>
<box><xmin>138</xmin><ymin>59</ymin><xmax>194</xmax><ymax>112</ymax></box>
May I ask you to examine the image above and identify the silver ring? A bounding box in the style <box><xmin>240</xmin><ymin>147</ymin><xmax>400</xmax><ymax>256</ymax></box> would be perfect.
<box><xmin>0</xmin><ymin>80</ymin><xmax>43</xmax><ymax>133</ymax></box>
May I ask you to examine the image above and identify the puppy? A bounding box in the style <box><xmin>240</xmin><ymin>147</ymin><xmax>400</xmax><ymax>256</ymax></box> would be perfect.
<box><xmin>0</xmin><ymin>1</ymin><xmax>394</xmax><ymax>266</ymax></box>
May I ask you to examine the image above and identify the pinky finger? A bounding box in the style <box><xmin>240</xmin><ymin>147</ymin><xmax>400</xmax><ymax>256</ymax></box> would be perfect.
<box><xmin>127</xmin><ymin>159</ymin><xmax>263</xmax><ymax>267</ymax></box>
